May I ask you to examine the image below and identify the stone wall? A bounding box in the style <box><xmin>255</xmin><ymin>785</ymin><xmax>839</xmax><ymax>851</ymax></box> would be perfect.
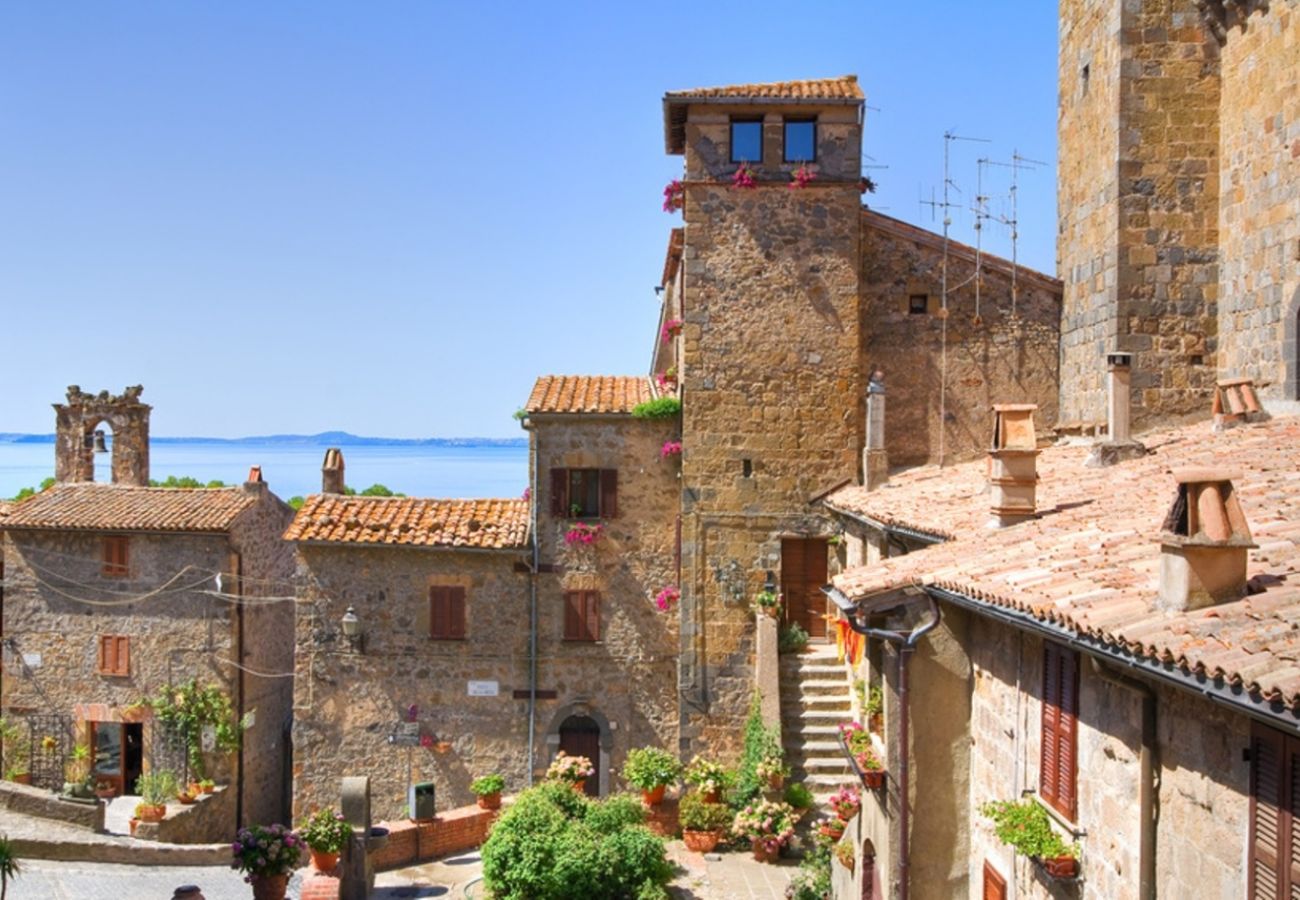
<box><xmin>678</xmin><ymin>100</ymin><xmax>861</xmax><ymax>758</ymax></box>
<box><xmin>52</xmin><ymin>385</ymin><xmax>151</xmax><ymax>486</ymax></box>
<box><xmin>1217</xmin><ymin>1</ymin><xmax>1300</xmax><ymax>399</ymax></box>
<box><xmin>860</xmin><ymin>218</ymin><xmax>1061</xmax><ymax>465</ymax></box>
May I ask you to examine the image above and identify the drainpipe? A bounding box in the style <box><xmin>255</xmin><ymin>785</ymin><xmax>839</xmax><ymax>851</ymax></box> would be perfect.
<box><xmin>525</xmin><ymin>419</ymin><xmax>540</xmax><ymax>787</ymax></box>
<box><xmin>1090</xmin><ymin>657</ymin><xmax>1157</xmax><ymax>900</ymax></box>
<box><xmin>827</xmin><ymin>588</ymin><xmax>941</xmax><ymax>900</ymax></box>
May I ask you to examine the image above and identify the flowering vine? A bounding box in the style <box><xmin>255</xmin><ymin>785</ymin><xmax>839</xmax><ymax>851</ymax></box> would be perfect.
<box><xmin>661</xmin><ymin>318</ymin><xmax>683</xmax><ymax>343</ymax></box>
<box><xmin>732</xmin><ymin>162</ymin><xmax>757</xmax><ymax>189</ymax></box>
<box><xmin>660</xmin><ymin>440</ymin><xmax>682</xmax><ymax>460</ymax></box>
<box><xmin>654</xmin><ymin>586</ymin><xmax>680</xmax><ymax>612</ymax></box>
<box><xmin>662</xmin><ymin>179</ymin><xmax>685</xmax><ymax>212</ymax></box>
<box><xmin>789</xmin><ymin>163</ymin><xmax>816</xmax><ymax>189</ymax></box>
<box><xmin>564</xmin><ymin>522</ymin><xmax>603</xmax><ymax>545</ymax></box>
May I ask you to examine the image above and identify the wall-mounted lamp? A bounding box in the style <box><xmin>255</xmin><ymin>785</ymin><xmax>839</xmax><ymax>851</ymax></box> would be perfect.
<box><xmin>653</xmin><ymin>286</ymin><xmax>665</xmax><ymax>296</ymax></box>
<box><xmin>341</xmin><ymin>606</ymin><xmax>363</xmax><ymax>653</ymax></box>
<box><xmin>763</xmin><ymin>570</ymin><xmax>778</xmax><ymax>597</ymax></box>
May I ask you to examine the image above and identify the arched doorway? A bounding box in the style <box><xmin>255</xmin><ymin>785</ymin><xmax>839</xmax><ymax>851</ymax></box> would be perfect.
<box><xmin>559</xmin><ymin>716</ymin><xmax>601</xmax><ymax>797</ymax></box>
<box><xmin>861</xmin><ymin>838</ymin><xmax>878</xmax><ymax>900</ymax></box>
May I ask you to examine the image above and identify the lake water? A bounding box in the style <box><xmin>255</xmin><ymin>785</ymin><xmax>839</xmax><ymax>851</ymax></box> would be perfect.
<box><xmin>0</xmin><ymin>442</ymin><xmax>530</xmax><ymax>501</ymax></box>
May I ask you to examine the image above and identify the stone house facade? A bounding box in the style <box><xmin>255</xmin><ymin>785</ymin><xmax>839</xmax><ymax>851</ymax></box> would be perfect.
<box><xmin>1057</xmin><ymin>0</ymin><xmax>1300</xmax><ymax>429</ymax></box>
<box><xmin>0</xmin><ymin>387</ymin><xmax>295</xmax><ymax>833</ymax></box>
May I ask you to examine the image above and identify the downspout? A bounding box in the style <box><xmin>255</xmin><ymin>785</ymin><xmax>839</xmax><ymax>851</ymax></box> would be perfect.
<box><xmin>826</xmin><ymin>588</ymin><xmax>941</xmax><ymax>900</ymax></box>
<box><xmin>234</xmin><ymin>561</ymin><xmax>245</xmax><ymax>829</ymax></box>
<box><xmin>525</xmin><ymin>419</ymin><xmax>540</xmax><ymax>787</ymax></box>
<box><xmin>1090</xmin><ymin>657</ymin><xmax>1157</xmax><ymax>900</ymax></box>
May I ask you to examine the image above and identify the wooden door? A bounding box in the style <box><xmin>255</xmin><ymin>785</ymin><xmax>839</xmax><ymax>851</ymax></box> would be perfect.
<box><xmin>559</xmin><ymin>716</ymin><xmax>601</xmax><ymax>797</ymax></box>
<box><xmin>782</xmin><ymin>538</ymin><xmax>829</xmax><ymax>639</ymax></box>
<box><xmin>91</xmin><ymin>722</ymin><xmax>124</xmax><ymax>794</ymax></box>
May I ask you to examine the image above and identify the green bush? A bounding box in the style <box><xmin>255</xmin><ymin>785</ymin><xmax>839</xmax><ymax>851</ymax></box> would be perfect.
<box><xmin>11</xmin><ymin>477</ymin><xmax>55</xmax><ymax>502</ymax></box>
<box><xmin>630</xmin><ymin>397</ymin><xmax>682</xmax><ymax>419</ymax></box>
<box><xmin>779</xmin><ymin>623</ymin><xmax>810</xmax><ymax>654</ymax></box>
<box><xmin>470</xmin><ymin>774</ymin><xmax>505</xmax><ymax>796</ymax></box>
<box><xmin>148</xmin><ymin>476</ymin><xmax>226</xmax><ymax>488</ymax></box>
<box><xmin>622</xmin><ymin>746</ymin><xmax>682</xmax><ymax>790</ymax></box>
<box><xmin>784</xmin><ymin>782</ymin><xmax>814</xmax><ymax>810</ymax></box>
<box><xmin>733</xmin><ymin>692</ymin><xmax>783</xmax><ymax>808</ymax></box>
<box><xmin>482</xmin><ymin>784</ymin><xmax>672</xmax><ymax>900</ymax></box>
<box><xmin>678</xmin><ymin>792</ymin><xmax>733</xmax><ymax>831</ymax></box>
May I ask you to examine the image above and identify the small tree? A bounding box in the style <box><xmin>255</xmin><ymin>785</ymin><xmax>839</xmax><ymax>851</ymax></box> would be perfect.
<box><xmin>0</xmin><ymin>834</ymin><xmax>21</xmax><ymax>900</ymax></box>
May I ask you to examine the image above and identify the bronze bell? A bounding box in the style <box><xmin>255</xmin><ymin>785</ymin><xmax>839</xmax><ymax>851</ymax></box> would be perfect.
<box><xmin>92</xmin><ymin>430</ymin><xmax>109</xmax><ymax>453</ymax></box>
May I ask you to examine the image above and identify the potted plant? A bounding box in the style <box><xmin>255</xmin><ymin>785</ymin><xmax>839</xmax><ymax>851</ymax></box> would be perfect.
<box><xmin>176</xmin><ymin>786</ymin><xmax>197</xmax><ymax>805</ymax></box>
<box><xmin>654</xmin><ymin>586</ymin><xmax>680</xmax><ymax>612</ymax></box>
<box><xmin>684</xmin><ymin>756</ymin><xmax>730</xmax><ymax>803</ymax></box>
<box><xmin>840</xmin><ymin>721</ymin><xmax>887</xmax><ymax>788</ymax></box>
<box><xmin>135</xmin><ymin>770</ymin><xmax>177</xmax><ymax>822</ymax></box>
<box><xmin>546</xmin><ymin>751</ymin><xmax>594</xmax><ymax>792</ymax></box>
<box><xmin>199</xmin><ymin>779</ymin><xmax>216</xmax><ymax>794</ymax></box>
<box><xmin>679</xmin><ymin>791</ymin><xmax>733</xmax><ymax>853</ymax></box>
<box><xmin>828</xmin><ymin>786</ymin><xmax>861</xmax><ymax>821</ymax></box>
<box><xmin>94</xmin><ymin>779</ymin><xmax>117</xmax><ymax>800</ymax></box>
<box><xmin>756</xmin><ymin>755</ymin><xmax>788</xmax><ymax>791</ymax></box>
<box><xmin>39</xmin><ymin>736</ymin><xmax>56</xmax><ymax>753</ymax></box>
<box><xmin>299</xmin><ymin>808</ymin><xmax>350</xmax><ymax>873</ymax></box>
<box><xmin>789</xmin><ymin>163</ymin><xmax>817</xmax><ymax>190</ymax></box>
<box><xmin>783</xmin><ymin>782</ymin><xmax>814</xmax><ymax>817</ymax></box>
<box><xmin>128</xmin><ymin>815</ymin><xmax>139</xmax><ymax>837</ymax></box>
<box><xmin>817</xmin><ymin>816</ymin><xmax>847</xmax><ymax>841</ymax></box>
<box><xmin>231</xmin><ymin>823</ymin><xmax>304</xmax><ymax>900</ymax></box>
<box><xmin>752</xmin><ymin>589</ymin><xmax>781</xmax><ymax>618</ymax></box>
<box><xmin>732</xmin><ymin>799</ymin><xmax>796</xmax><ymax>863</ymax></box>
<box><xmin>833</xmin><ymin>840</ymin><xmax>855</xmax><ymax>873</ymax></box>
<box><xmin>980</xmin><ymin>799</ymin><xmax>1081</xmax><ymax>879</ymax></box>
<box><xmin>732</xmin><ymin>161</ymin><xmax>758</xmax><ymax>190</ymax></box>
<box><xmin>865</xmin><ymin>685</ymin><xmax>884</xmax><ymax>735</ymax></box>
<box><xmin>660</xmin><ymin>317</ymin><xmax>683</xmax><ymax>342</ymax></box>
<box><xmin>0</xmin><ymin>834</ymin><xmax>19</xmax><ymax>899</ymax></box>
<box><xmin>470</xmin><ymin>774</ymin><xmax>505</xmax><ymax>811</ymax></box>
<box><xmin>622</xmin><ymin>747</ymin><xmax>682</xmax><ymax>806</ymax></box>
<box><xmin>563</xmin><ymin>523</ymin><xmax>603</xmax><ymax>546</ymax></box>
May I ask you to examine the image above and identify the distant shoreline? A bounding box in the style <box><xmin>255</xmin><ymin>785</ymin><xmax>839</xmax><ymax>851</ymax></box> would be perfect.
<box><xmin>0</xmin><ymin>432</ymin><xmax>527</xmax><ymax>448</ymax></box>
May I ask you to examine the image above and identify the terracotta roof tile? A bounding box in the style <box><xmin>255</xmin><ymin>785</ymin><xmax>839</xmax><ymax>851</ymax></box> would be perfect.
<box><xmin>829</xmin><ymin>415</ymin><xmax>1300</xmax><ymax>712</ymax></box>
<box><xmin>525</xmin><ymin>376</ymin><xmax>653</xmax><ymax>416</ymax></box>
<box><xmin>284</xmin><ymin>496</ymin><xmax>529</xmax><ymax>550</ymax></box>
<box><xmin>665</xmin><ymin>75</ymin><xmax>864</xmax><ymax>101</ymax></box>
<box><xmin>2</xmin><ymin>482</ymin><xmax>259</xmax><ymax>533</ymax></box>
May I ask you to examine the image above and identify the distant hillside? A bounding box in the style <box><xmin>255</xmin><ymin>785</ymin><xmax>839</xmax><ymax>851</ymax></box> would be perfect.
<box><xmin>0</xmin><ymin>431</ymin><xmax>527</xmax><ymax>448</ymax></box>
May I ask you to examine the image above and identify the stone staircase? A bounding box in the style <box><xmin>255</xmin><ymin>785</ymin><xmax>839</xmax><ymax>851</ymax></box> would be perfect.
<box><xmin>780</xmin><ymin>642</ymin><xmax>855</xmax><ymax>801</ymax></box>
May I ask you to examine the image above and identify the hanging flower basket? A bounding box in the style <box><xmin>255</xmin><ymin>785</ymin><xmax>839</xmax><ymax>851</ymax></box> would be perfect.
<box><xmin>655</xmin><ymin>368</ymin><xmax>678</xmax><ymax>391</ymax></box>
<box><xmin>732</xmin><ymin>162</ymin><xmax>758</xmax><ymax>189</ymax></box>
<box><xmin>660</xmin><ymin>440</ymin><xmax>682</xmax><ymax>460</ymax></box>
<box><xmin>661</xmin><ymin>318</ymin><xmax>683</xmax><ymax>342</ymax></box>
<box><xmin>654</xmin><ymin>586</ymin><xmax>680</xmax><ymax>612</ymax></box>
<box><xmin>564</xmin><ymin>523</ymin><xmax>604</xmax><ymax>546</ymax></box>
<box><xmin>789</xmin><ymin>163</ymin><xmax>816</xmax><ymax>189</ymax></box>
<box><xmin>662</xmin><ymin>179</ymin><xmax>685</xmax><ymax>212</ymax></box>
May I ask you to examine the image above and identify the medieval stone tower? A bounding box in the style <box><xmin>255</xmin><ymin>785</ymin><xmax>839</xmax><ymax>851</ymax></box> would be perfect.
<box><xmin>1059</xmin><ymin>0</ymin><xmax>1300</xmax><ymax>424</ymax></box>
<box><xmin>53</xmin><ymin>385</ymin><xmax>151</xmax><ymax>485</ymax></box>
<box><xmin>663</xmin><ymin>77</ymin><xmax>864</xmax><ymax>752</ymax></box>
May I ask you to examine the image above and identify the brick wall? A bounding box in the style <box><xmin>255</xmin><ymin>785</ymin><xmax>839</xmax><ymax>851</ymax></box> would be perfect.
<box><xmin>369</xmin><ymin>803</ymin><xmax>497</xmax><ymax>870</ymax></box>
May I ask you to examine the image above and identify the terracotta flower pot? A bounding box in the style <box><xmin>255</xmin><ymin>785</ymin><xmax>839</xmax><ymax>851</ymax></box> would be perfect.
<box><xmin>177</xmin><ymin>792</ymin><xmax>196</xmax><ymax>805</ymax></box>
<box><xmin>11</xmin><ymin>774</ymin><xmax>30</xmax><ymax>786</ymax></box>
<box><xmin>188</xmin><ymin>782</ymin><xmax>203</xmax><ymax>796</ymax></box>
<box><xmin>767</xmin><ymin>773</ymin><xmax>784</xmax><ymax>791</ymax></box>
<box><xmin>751</xmin><ymin>839</ymin><xmax>780</xmax><ymax>863</ymax></box>
<box><xmin>251</xmin><ymin>873</ymin><xmax>289</xmax><ymax>900</ymax></box>
<box><xmin>642</xmin><ymin>785</ymin><xmax>666</xmax><ymax>806</ymax></box>
<box><xmin>572</xmin><ymin>779</ymin><xmax>587</xmax><ymax>793</ymax></box>
<box><xmin>763</xmin><ymin>606</ymin><xmax>779</xmax><ymax>619</ymax></box>
<box><xmin>128</xmin><ymin>818</ymin><xmax>139</xmax><ymax>837</ymax></box>
<box><xmin>819</xmin><ymin>821</ymin><xmax>846</xmax><ymax>840</ymax></box>
<box><xmin>861</xmin><ymin>769</ymin><xmax>885</xmax><ymax>789</ymax></box>
<box><xmin>682</xmin><ymin>829</ymin><xmax>721</xmax><ymax>853</ymax></box>
<box><xmin>310</xmin><ymin>848</ymin><xmax>340</xmax><ymax>873</ymax></box>
<box><xmin>138</xmin><ymin>804</ymin><xmax>166</xmax><ymax>823</ymax></box>
<box><xmin>95</xmin><ymin>787</ymin><xmax>116</xmax><ymax>800</ymax></box>
<box><xmin>1043</xmin><ymin>855</ymin><xmax>1079</xmax><ymax>879</ymax></box>
<box><xmin>703</xmin><ymin>789</ymin><xmax>722</xmax><ymax>804</ymax></box>
<box><xmin>836</xmin><ymin>806</ymin><xmax>859</xmax><ymax>822</ymax></box>
<box><xmin>477</xmin><ymin>792</ymin><xmax>501</xmax><ymax>811</ymax></box>
<box><xmin>201</xmin><ymin>783</ymin><xmax>215</xmax><ymax>794</ymax></box>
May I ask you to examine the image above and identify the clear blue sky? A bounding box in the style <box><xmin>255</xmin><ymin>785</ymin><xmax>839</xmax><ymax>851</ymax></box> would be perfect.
<box><xmin>0</xmin><ymin>1</ymin><xmax>1058</xmax><ymax>438</ymax></box>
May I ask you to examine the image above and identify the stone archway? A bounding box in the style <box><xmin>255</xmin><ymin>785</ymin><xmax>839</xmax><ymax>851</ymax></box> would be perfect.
<box><xmin>1285</xmin><ymin>286</ymin><xmax>1300</xmax><ymax>401</ymax></box>
<box><xmin>543</xmin><ymin>702</ymin><xmax>612</xmax><ymax>797</ymax></box>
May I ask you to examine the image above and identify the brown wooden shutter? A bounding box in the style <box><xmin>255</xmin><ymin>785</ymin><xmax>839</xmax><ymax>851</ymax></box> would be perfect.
<box><xmin>1040</xmin><ymin>643</ymin><xmax>1062</xmax><ymax>811</ymax></box>
<box><xmin>449</xmin><ymin>587</ymin><xmax>466</xmax><ymax>639</ymax></box>
<box><xmin>563</xmin><ymin>591</ymin><xmax>582</xmax><ymax>640</ymax></box>
<box><xmin>599</xmin><ymin>469</ymin><xmax>618</xmax><ymax>518</ymax></box>
<box><xmin>430</xmin><ymin>587</ymin><xmax>447</xmax><ymax>638</ymax></box>
<box><xmin>1251</xmin><ymin>722</ymin><xmax>1288</xmax><ymax>898</ymax></box>
<box><xmin>584</xmin><ymin>591</ymin><xmax>600</xmax><ymax>641</ymax></box>
<box><xmin>98</xmin><ymin>636</ymin><xmax>111</xmax><ymax>674</ymax></box>
<box><xmin>550</xmin><ymin>468</ymin><xmax>569</xmax><ymax>517</ymax></box>
<box><xmin>1056</xmin><ymin>648</ymin><xmax>1079</xmax><ymax>820</ymax></box>
<box><xmin>115</xmin><ymin>636</ymin><xmax>129</xmax><ymax>676</ymax></box>
<box><xmin>981</xmin><ymin>861</ymin><xmax>1007</xmax><ymax>900</ymax></box>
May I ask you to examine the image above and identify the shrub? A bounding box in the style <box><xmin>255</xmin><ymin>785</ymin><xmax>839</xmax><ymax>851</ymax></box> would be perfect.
<box><xmin>785</xmin><ymin>841</ymin><xmax>831</xmax><ymax>900</ymax></box>
<box><xmin>683</xmin><ymin>756</ymin><xmax>731</xmax><ymax>796</ymax></box>
<box><xmin>679</xmin><ymin>792</ymin><xmax>733</xmax><ymax>832</ymax></box>
<box><xmin>482</xmin><ymin>784</ymin><xmax>671</xmax><ymax>900</ymax></box>
<box><xmin>779</xmin><ymin>623</ymin><xmax>810</xmax><ymax>654</ymax></box>
<box><xmin>137</xmin><ymin>770</ymin><xmax>178</xmax><ymax>806</ymax></box>
<box><xmin>734</xmin><ymin>692</ymin><xmax>784</xmax><ymax>807</ymax></box>
<box><xmin>784</xmin><ymin>782</ymin><xmax>814</xmax><ymax>810</ymax></box>
<box><xmin>470</xmin><ymin>774</ymin><xmax>505</xmax><ymax>797</ymax></box>
<box><xmin>630</xmin><ymin>397</ymin><xmax>682</xmax><ymax>419</ymax></box>
<box><xmin>299</xmin><ymin>808</ymin><xmax>350</xmax><ymax>854</ymax></box>
<box><xmin>622</xmin><ymin>747</ymin><xmax>682</xmax><ymax>791</ymax></box>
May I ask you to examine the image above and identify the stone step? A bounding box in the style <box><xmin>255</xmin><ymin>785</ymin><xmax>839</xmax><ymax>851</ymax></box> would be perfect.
<box><xmin>785</xmin><ymin>679</ymin><xmax>853</xmax><ymax>696</ymax></box>
<box><xmin>797</xmin><ymin>755</ymin><xmax>853</xmax><ymax>771</ymax></box>
<box><xmin>781</xmin><ymin>657</ymin><xmax>845</xmax><ymax>674</ymax></box>
<box><xmin>783</xmin><ymin>708</ymin><xmax>852</xmax><ymax>724</ymax></box>
<box><xmin>784</xmin><ymin>739</ymin><xmax>841</xmax><ymax>755</ymax></box>
<box><xmin>800</xmin><ymin>773</ymin><xmax>862</xmax><ymax>789</ymax></box>
<box><xmin>783</xmin><ymin>696</ymin><xmax>853</xmax><ymax>714</ymax></box>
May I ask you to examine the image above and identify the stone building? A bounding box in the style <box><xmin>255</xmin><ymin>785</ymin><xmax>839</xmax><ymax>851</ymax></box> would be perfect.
<box><xmin>824</xmin><ymin>412</ymin><xmax>1300</xmax><ymax>899</ymax></box>
<box><xmin>0</xmin><ymin>387</ymin><xmax>295</xmax><ymax>832</ymax></box>
<box><xmin>655</xmin><ymin>75</ymin><xmax>1062</xmax><ymax>758</ymax></box>
<box><xmin>286</xmin><ymin>391</ymin><xmax>680</xmax><ymax>820</ymax></box>
<box><xmin>1057</xmin><ymin>0</ymin><xmax>1300</xmax><ymax>429</ymax></box>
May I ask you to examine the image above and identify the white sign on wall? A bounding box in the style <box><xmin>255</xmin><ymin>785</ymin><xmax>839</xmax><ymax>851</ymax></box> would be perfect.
<box><xmin>201</xmin><ymin>724</ymin><xmax>217</xmax><ymax>752</ymax></box>
<box><xmin>21</xmin><ymin>653</ymin><xmax>41</xmax><ymax>669</ymax></box>
<box><xmin>467</xmin><ymin>680</ymin><xmax>499</xmax><ymax>697</ymax></box>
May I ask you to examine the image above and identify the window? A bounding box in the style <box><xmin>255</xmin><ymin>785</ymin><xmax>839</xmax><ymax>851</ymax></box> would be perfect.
<box><xmin>549</xmin><ymin>468</ymin><xmax>618</xmax><ymax>519</ymax></box>
<box><xmin>1040</xmin><ymin>642</ymin><xmax>1079</xmax><ymax>820</ymax></box>
<box><xmin>908</xmin><ymin>294</ymin><xmax>929</xmax><ymax>315</ymax></box>
<box><xmin>784</xmin><ymin>118</ymin><xmax>816</xmax><ymax>163</ymax></box>
<box><xmin>563</xmin><ymin>590</ymin><xmax>600</xmax><ymax>641</ymax></box>
<box><xmin>102</xmin><ymin>536</ymin><xmax>129</xmax><ymax>577</ymax></box>
<box><xmin>1249</xmin><ymin>722</ymin><xmax>1300</xmax><ymax>897</ymax></box>
<box><xmin>97</xmin><ymin>635</ymin><xmax>130</xmax><ymax>676</ymax></box>
<box><xmin>429</xmin><ymin>586</ymin><xmax>466</xmax><ymax>640</ymax></box>
<box><xmin>1080</xmin><ymin>63</ymin><xmax>1090</xmax><ymax>97</ymax></box>
<box><xmin>730</xmin><ymin>119</ymin><xmax>763</xmax><ymax>163</ymax></box>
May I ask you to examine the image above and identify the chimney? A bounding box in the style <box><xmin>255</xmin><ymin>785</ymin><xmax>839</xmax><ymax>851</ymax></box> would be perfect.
<box><xmin>1086</xmin><ymin>352</ymin><xmax>1148</xmax><ymax>466</ymax></box>
<box><xmin>242</xmin><ymin>465</ymin><xmax>267</xmax><ymax>494</ymax></box>
<box><xmin>863</xmin><ymin>368</ymin><xmax>888</xmax><ymax>490</ymax></box>
<box><xmin>322</xmin><ymin>448</ymin><xmax>346</xmax><ymax>494</ymax></box>
<box><xmin>1213</xmin><ymin>377</ymin><xmax>1266</xmax><ymax>430</ymax></box>
<box><xmin>1157</xmin><ymin>468</ymin><xmax>1256</xmax><ymax>612</ymax></box>
<box><xmin>988</xmin><ymin>404</ymin><xmax>1038</xmax><ymax>528</ymax></box>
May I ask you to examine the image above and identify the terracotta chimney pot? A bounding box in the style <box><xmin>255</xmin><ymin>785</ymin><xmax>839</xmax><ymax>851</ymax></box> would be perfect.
<box><xmin>322</xmin><ymin>448</ymin><xmax>346</xmax><ymax>495</ymax></box>
<box><xmin>1157</xmin><ymin>468</ymin><xmax>1256</xmax><ymax>612</ymax></box>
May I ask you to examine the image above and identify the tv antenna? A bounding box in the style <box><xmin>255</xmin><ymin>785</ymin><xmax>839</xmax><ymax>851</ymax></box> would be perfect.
<box><xmin>984</xmin><ymin>150</ymin><xmax>1045</xmax><ymax>317</ymax></box>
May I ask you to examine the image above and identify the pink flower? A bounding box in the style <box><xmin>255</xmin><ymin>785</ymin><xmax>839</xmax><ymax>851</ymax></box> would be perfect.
<box><xmin>654</xmin><ymin>586</ymin><xmax>680</xmax><ymax>612</ymax></box>
<box><xmin>660</xmin><ymin>318</ymin><xmax>683</xmax><ymax>343</ymax></box>
<box><xmin>660</xmin><ymin>440</ymin><xmax>682</xmax><ymax>460</ymax></box>
<box><xmin>662</xmin><ymin>179</ymin><xmax>684</xmax><ymax>212</ymax></box>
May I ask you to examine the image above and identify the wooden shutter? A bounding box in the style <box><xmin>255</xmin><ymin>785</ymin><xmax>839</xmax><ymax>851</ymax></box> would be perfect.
<box><xmin>103</xmin><ymin>536</ymin><xmax>128</xmax><ymax>576</ymax></box>
<box><xmin>448</xmin><ymin>587</ymin><xmax>466</xmax><ymax>639</ymax></box>
<box><xmin>550</xmin><ymin>468</ymin><xmax>569</xmax><ymax>517</ymax></box>
<box><xmin>98</xmin><ymin>635</ymin><xmax>129</xmax><ymax>676</ymax></box>
<box><xmin>1040</xmin><ymin>642</ymin><xmax>1078</xmax><ymax>820</ymax></box>
<box><xmin>563</xmin><ymin>591</ymin><xmax>582</xmax><ymax>640</ymax></box>
<box><xmin>1251</xmin><ymin>722</ymin><xmax>1288</xmax><ymax>898</ymax></box>
<box><xmin>584</xmin><ymin>591</ymin><xmax>601</xmax><ymax>641</ymax></box>
<box><xmin>981</xmin><ymin>861</ymin><xmax>1007</xmax><ymax>900</ymax></box>
<box><xmin>599</xmin><ymin>469</ymin><xmax>618</xmax><ymax>518</ymax></box>
<box><xmin>430</xmin><ymin>587</ymin><xmax>448</xmax><ymax>639</ymax></box>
